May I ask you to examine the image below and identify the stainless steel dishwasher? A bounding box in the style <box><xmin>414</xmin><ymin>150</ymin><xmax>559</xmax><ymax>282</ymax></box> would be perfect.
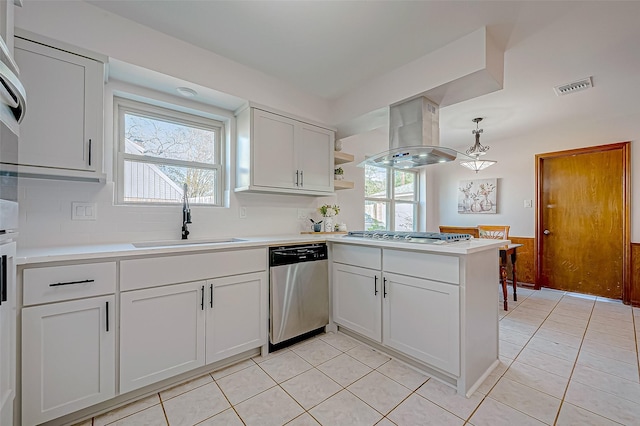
<box><xmin>269</xmin><ymin>243</ymin><xmax>329</xmax><ymax>346</ymax></box>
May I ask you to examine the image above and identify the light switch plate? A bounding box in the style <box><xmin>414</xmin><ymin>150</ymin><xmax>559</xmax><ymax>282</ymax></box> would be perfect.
<box><xmin>524</xmin><ymin>199</ymin><xmax>533</xmax><ymax>208</ymax></box>
<box><xmin>239</xmin><ymin>207</ymin><xmax>247</xmax><ymax>219</ymax></box>
<box><xmin>72</xmin><ymin>202</ymin><xmax>97</xmax><ymax>220</ymax></box>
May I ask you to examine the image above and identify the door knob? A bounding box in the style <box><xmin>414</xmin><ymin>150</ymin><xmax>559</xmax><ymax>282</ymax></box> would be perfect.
<box><xmin>543</xmin><ymin>230</ymin><xmax>550</xmax><ymax>235</ymax></box>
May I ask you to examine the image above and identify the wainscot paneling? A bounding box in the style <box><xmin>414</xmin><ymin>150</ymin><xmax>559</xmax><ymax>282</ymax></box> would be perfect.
<box><xmin>631</xmin><ymin>243</ymin><xmax>640</xmax><ymax>306</ymax></box>
<box><xmin>507</xmin><ymin>237</ymin><xmax>535</xmax><ymax>286</ymax></box>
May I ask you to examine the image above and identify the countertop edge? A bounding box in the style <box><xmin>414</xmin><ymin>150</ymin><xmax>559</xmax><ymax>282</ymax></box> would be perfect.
<box><xmin>16</xmin><ymin>235</ymin><xmax>507</xmax><ymax>265</ymax></box>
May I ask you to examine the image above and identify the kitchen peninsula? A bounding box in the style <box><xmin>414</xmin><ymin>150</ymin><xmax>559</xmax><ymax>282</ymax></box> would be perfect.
<box><xmin>329</xmin><ymin>235</ymin><xmax>503</xmax><ymax>397</ymax></box>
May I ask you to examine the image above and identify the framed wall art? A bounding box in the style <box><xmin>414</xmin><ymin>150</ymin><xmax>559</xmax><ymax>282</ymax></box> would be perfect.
<box><xmin>458</xmin><ymin>178</ymin><xmax>497</xmax><ymax>214</ymax></box>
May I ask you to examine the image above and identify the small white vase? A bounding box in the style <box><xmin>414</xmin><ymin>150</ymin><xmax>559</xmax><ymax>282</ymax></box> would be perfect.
<box><xmin>335</xmin><ymin>139</ymin><xmax>343</xmax><ymax>151</ymax></box>
<box><xmin>324</xmin><ymin>217</ymin><xmax>334</xmax><ymax>233</ymax></box>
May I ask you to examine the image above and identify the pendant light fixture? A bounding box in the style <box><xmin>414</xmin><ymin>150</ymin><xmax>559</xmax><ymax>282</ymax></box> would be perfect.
<box><xmin>460</xmin><ymin>117</ymin><xmax>497</xmax><ymax>172</ymax></box>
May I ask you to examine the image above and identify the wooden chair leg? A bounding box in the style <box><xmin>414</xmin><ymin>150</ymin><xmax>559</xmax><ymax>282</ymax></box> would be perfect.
<box><xmin>511</xmin><ymin>251</ymin><xmax>518</xmax><ymax>302</ymax></box>
<box><xmin>501</xmin><ymin>264</ymin><xmax>508</xmax><ymax>310</ymax></box>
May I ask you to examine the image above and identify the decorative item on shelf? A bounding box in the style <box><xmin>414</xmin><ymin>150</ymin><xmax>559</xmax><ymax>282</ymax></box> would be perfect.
<box><xmin>309</xmin><ymin>219</ymin><xmax>323</xmax><ymax>232</ymax></box>
<box><xmin>459</xmin><ymin>117</ymin><xmax>497</xmax><ymax>173</ymax></box>
<box><xmin>318</xmin><ymin>204</ymin><xmax>340</xmax><ymax>233</ymax></box>
<box><xmin>334</xmin><ymin>167</ymin><xmax>344</xmax><ymax>180</ymax></box>
<box><xmin>335</xmin><ymin>139</ymin><xmax>343</xmax><ymax>151</ymax></box>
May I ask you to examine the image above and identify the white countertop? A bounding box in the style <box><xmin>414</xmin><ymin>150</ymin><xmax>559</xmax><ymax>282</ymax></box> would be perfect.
<box><xmin>16</xmin><ymin>234</ymin><xmax>507</xmax><ymax>265</ymax></box>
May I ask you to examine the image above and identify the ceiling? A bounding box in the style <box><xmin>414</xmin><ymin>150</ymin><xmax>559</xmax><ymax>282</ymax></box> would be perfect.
<box><xmin>87</xmin><ymin>0</ymin><xmax>640</xmax><ymax>150</ymax></box>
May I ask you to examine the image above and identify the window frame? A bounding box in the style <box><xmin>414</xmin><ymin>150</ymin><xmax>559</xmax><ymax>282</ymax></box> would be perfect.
<box><xmin>114</xmin><ymin>96</ymin><xmax>225</xmax><ymax>207</ymax></box>
<box><xmin>364</xmin><ymin>165</ymin><xmax>419</xmax><ymax>232</ymax></box>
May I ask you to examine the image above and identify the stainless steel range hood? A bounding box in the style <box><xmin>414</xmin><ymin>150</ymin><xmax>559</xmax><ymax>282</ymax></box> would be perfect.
<box><xmin>359</xmin><ymin>96</ymin><xmax>465</xmax><ymax>169</ymax></box>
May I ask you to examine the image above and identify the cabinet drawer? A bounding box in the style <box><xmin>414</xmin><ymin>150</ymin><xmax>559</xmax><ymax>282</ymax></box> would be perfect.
<box><xmin>331</xmin><ymin>243</ymin><xmax>381</xmax><ymax>270</ymax></box>
<box><xmin>120</xmin><ymin>248</ymin><xmax>267</xmax><ymax>291</ymax></box>
<box><xmin>383</xmin><ymin>249</ymin><xmax>459</xmax><ymax>284</ymax></box>
<box><xmin>23</xmin><ymin>262</ymin><xmax>116</xmax><ymax>306</ymax></box>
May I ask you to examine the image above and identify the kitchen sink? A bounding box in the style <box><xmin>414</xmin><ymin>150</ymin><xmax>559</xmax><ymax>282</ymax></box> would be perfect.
<box><xmin>133</xmin><ymin>238</ymin><xmax>247</xmax><ymax>248</ymax></box>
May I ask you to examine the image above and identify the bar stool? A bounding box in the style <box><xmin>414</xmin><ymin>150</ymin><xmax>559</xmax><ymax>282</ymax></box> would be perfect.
<box><xmin>477</xmin><ymin>225</ymin><xmax>513</xmax><ymax>310</ymax></box>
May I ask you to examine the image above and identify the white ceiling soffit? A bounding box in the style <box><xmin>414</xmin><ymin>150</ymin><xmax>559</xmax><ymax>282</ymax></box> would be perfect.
<box><xmin>108</xmin><ymin>59</ymin><xmax>246</xmax><ymax>112</ymax></box>
<box><xmin>335</xmin><ymin>27</ymin><xmax>504</xmax><ymax>140</ymax></box>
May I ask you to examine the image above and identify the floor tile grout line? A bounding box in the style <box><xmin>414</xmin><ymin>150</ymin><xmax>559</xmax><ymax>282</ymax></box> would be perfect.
<box><xmin>551</xmin><ymin>292</ymin><xmax>595</xmax><ymax>426</ymax></box>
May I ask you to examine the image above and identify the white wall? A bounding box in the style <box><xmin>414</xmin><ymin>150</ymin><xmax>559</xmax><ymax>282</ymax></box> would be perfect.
<box><xmin>13</xmin><ymin>1</ymin><xmax>640</xmax><ymax>247</ymax></box>
<box><xmin>432</xmin><ymin>111</ymin><xmax>640</xmax><ymax>239</ymax></box>
<box><xmin>13</xmin><ymin>1</ymin><xmax>335</xmax><ymax>248</ymax></box>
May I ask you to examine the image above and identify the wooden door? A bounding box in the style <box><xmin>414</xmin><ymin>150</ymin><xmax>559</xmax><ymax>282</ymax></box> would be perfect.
<box><xmin>536</xmin><ymin>142</ymin><xmax>630</xmax><ymax>300</ymax></box>
<box><xmin>22</xmin><ymin>295</ymin><xmax>115</xmax><ymax>426</ymax></box>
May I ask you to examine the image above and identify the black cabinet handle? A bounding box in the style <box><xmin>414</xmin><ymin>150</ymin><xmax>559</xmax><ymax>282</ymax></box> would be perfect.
<box><xmin>374</xmin><ymin>275</ymin><xmax>378</xmax><ymax>296</ymax></box>
<box><xmin>105</xmin><ymin>301</ymin><xmax>109</xmax><ymax>332</ymax></box>
<box><xmin>88</xmin><ymin>139</ymin><xmax>92</xmax><ymax>166</ymax></box>
<box><xmin>383</xmin><ymin>277</ymin><xmax>387</xmax><ymax>298</ymax></box>
<box><xmin>0</xmin><ymin>255</ymin><xmax>6</xmax><ymax>304</ymax></box>
<box><xmin>201</xmin><ymin>285</ymin><xmax>205</xmax><ymax>310</ymax></box>
<box><xmin>49</xmin><ymin>279</ymin><xmax>94</xmax><ymax>287</ymax></box>
<box><xmin>295</xmin><ymin>170</ymin><xmax>299</xmax><ymax>186</ymax></box>
<box><xmin>300</xmin><ymin>170</ymin><xmax>304</xmax><ymax>186</ymax></box>
<box><xmin>209</xmin><ymin>283</ymin><xmax>213</xmax><ymax>308</ymax></box>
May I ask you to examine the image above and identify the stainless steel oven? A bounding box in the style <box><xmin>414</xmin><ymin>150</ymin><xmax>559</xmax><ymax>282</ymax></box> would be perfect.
<box><xmin>0</xmin><ymin>53</ymin><xmax>25</xmax><ymax>238</ymax></box>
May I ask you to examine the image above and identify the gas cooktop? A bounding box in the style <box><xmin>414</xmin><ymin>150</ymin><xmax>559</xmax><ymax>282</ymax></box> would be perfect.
<box><xmin>345</xmin><ymin>231</ymin><xmax>472</xmax><ymax>244</ymax></box>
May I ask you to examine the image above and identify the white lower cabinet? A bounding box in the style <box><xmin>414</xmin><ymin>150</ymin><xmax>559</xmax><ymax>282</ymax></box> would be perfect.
<box><xmin>382</xmin><ymin>272</ymin><xmax>460</xmax><ymax>375</ymax></box>
<box><xmin>331</xmin><ymin>244</ymin><xmax>461</xmax><ymax>376</ymax></box>
<box><xmin>206</xmin><ymin>272</ymin><xmax>267</xmax><ymax>363</ymax></box>
<box><xmin>332</xmin><ymin>263</ymin><xmax>381</xmax><ymax>341</ymax></box>
<box><xmin>120</xmin><ymin>281</ymin><xmax>206</xmax><ymax>394</ymax></box>
<box><xmin>22</xmin><ymin>295</ymin><xmax>115</xmax><ymax>426</ymax></box>
<box><xmin>120</xmin><ymin>272</ymin><xmax>267</xmax><ymax>393</ymax></box>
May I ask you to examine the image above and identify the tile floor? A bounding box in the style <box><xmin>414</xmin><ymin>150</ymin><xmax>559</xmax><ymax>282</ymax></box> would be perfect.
<box><xmin>79</xmin><ymin>288</ymin><xmax>640</xmax><ymax>425</ymax></box>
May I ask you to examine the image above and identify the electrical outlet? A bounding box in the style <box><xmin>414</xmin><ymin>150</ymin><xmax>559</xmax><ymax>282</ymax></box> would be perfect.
<box><xmin>72</xmin><ymin>202</ymin><xmax>97</xmax><ymax>220</ymax></box>
<box><xmin>239</xmin><ymin>207</ymin><xmax>247</xmax><ymax>219</ymax></box>
<box><xmin>524</xmin><ymin>199</ymin><xmax>533</xmax><ymax>208</ymax></box>
<box><xmin>297</xmin><ymin>209</ymin><xmax>308</xmax><ymax>220</ymax></box>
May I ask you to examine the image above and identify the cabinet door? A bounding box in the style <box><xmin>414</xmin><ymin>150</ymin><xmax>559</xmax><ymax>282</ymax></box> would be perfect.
<box><xmin>205</xmin><ymin>272</ymin><xmax>267</xmax><ymax>364</ymax></box>
<box><xmin>296</xmin><ymin>123</ymin><xmax>334</xmax><ymax>192</ymax></box>
<box><xmin>14</xmin><ymin>38</ymin><xmax>102</xmax><ymax>172</ymax></box>
<box><xmin>22</xmin><ymin>295</ymin><xmax>115</xmax><ymax>426</ymax></box>
<box><xmin>0</xmin><ymin>243</ymin><xmax>16</xmax><ymax>426</ymax></box>
<box><xmin>120</xmin><ymin>282</ymin><xmax>205</xmax><ymax>393</ymax></box>
<box><xmin>382</xmin><ymin>272</ymin><xmax>460</xmax><ymax>375</ymax></box>
<box><xmin>332</xmin><ymin>263</ymin><xmax>381</xmax><ymax>341</ymax></box>
<box><xmin>252</xmin><ymin>109</ymin><xmax>297</xmax><ymax>189</ymax></box>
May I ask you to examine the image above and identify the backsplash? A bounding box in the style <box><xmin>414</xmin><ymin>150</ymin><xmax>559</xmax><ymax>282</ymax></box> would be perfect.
<box><xmin>17</xmin><ymin>179</ymin><xmax>326</xmax><ymax>248</ymax></box>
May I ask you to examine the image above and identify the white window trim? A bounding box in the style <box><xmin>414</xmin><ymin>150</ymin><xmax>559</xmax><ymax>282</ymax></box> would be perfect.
<box><xmin>365</xmin><ymin>166</ymin><xmax>419</xmax><ymax>231</ymax></box>
<box><xmin>114</xmin><ymin>96</ymin><xmax>225</xmax><ymax>206</ymax></box>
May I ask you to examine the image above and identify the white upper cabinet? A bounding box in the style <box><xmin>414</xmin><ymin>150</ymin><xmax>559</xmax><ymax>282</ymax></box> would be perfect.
<box><xmin>236</xmin><ymin>106</ymin><xmax>334</xmax><ymax>195</ymax></box>
<box><xmin>11</xmin><ymin>31</ymin><xmax>106</xmax><ymax>181</ymax></box>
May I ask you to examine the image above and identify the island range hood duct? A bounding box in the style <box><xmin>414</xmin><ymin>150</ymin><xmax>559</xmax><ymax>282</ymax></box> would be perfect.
<box><xmin>359</xmin><ymin>96</ymin><xmax>465</xmax><ymax>169</ymax></box>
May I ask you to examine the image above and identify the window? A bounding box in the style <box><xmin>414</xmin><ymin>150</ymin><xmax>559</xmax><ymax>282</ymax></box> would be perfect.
<box><xmin>364</xmin><ymin>165</ymin><xmax>418</xmax><ymax>231</ymax></box>
<box><xmin>115</xmin><ymin>97</ymin><xmax>224</xmax><ymax>206</ymax></box>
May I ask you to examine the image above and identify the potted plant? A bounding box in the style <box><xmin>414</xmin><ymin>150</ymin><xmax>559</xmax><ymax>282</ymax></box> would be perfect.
<box><xmin>318</xmin><ymin>204</ymin><xmax>340</xmax><ymax>232</ymax></box>
<box><xmin>334</xmin><ymin>167</ymin><xmax>344</xmax><ymax>180</ymax></box>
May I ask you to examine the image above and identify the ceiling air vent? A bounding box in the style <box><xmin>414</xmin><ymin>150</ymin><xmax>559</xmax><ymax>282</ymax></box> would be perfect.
<box><xmin>553</xmin><ymin>77</ymin><xmax>593</xmax><ymax>96</ymax></box>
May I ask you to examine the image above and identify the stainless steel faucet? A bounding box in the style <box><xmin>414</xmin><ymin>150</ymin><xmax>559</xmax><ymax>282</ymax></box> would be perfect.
<box><xmin>181</xmin><ymin>183</ymin><xmax>192</xmax><ymax>239</ymax></box>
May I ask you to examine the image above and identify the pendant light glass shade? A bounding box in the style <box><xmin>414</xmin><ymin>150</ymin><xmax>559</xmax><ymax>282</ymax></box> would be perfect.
<box><xmin>460</xmin><ymin>117</ymin><xmax>496</xmax><ymax>172</ymax></box>
<box><xmin>460</xmin><ymin>156</ymin><xmax>497</xmax><ymax>173</ymax></box>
